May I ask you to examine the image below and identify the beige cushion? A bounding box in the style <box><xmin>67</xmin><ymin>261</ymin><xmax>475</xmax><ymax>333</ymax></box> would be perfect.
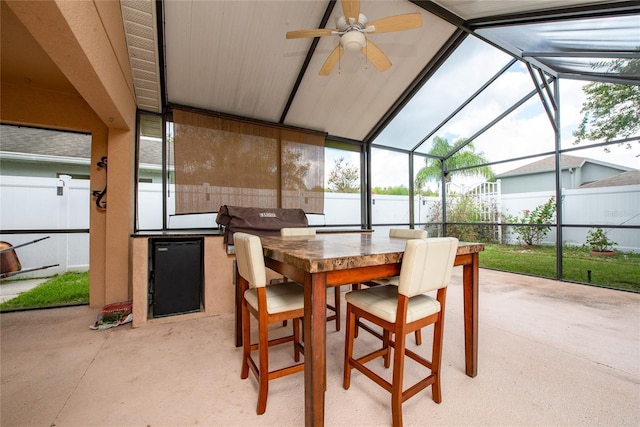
<box><xmin>368</xmin><ymin>277</ymin><xmax>399</xmax><ymax>286</ymax></box>
<box><xmin>345</xmin><ymin>285</ymin><xmax>440</xmax><ymax>323</ymax></box>
<box><xmin>234</xmin><ymin>232</ymin><xmax>267</xmax><ymax>288</ymax></box>
<box><xmin>244</xmin><ymin>282</ymin><xmax>305</xmax><ymax>314</ymax></box>
<box><xmin>389</xmin><ymin>228</ymin><xmax>427</xmax><ymax>239</ymax></box>
<box><xmin>398</xmin><ymin>237</ymin><xmax>458</xmax><ymax>296</ymax></box>
<box><xmin>368</xmin><ymin>229</ymin><xmax>427</xmax><ymax>287</ymax></box>
<box><xmin>281</xmin><ymin>227</ymin><xmax>316</xmax><ymax>236</ymax></box>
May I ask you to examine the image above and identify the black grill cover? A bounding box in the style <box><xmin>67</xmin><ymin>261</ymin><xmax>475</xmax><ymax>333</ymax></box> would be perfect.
<box><xmin>216</xmin><ymin>205</ymin><xmax>308</xmax><ymax>245</ymax></box>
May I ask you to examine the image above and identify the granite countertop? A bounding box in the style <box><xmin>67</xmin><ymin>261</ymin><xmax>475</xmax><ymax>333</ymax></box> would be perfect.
<box><xmin>260</xmin><ymin>233</ymin><xmax>484</xmax><ymax>273</ymax></box>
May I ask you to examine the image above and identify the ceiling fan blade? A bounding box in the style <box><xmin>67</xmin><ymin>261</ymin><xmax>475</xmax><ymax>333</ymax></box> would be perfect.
<box><xmin>341</xmin><ymin>0</ymin><xmax>360</xmax><ymax>24</ymax></box>
<box><xmin>286</xmin><ymin>28</ymin><xmax>335</xmax><ymax>39</ymax></box>
<box><xmin>367</xmin><ymin>13</ymin><xmax>423</xmax><ymax>34</ymax></box>
<box><xmin>319</xmin><ymin>45</ymin><xmax>344</xmax><ymax>76</ymax></box>
<box><xmin>362</xmin><ymin>40</ymin><xmax>391</xmax><ymax>72</ymax></box>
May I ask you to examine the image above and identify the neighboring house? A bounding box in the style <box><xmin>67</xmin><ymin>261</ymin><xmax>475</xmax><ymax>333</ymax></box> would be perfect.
<box><xmin>0</xmin><ymin>124</ymin><xmax>165</xmax><ymax>183</ymax></box>
<box><xmin>497</xmin><ymin>154</ymin><xmax>638</xmax><ymax>194</ymax></box>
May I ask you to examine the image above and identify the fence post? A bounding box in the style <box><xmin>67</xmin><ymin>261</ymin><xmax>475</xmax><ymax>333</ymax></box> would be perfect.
<box><xmin>57</xmin><ymin>175</ymin><xmax>72</xmax><ymax>273</ymax></box>
<box><xmin>497</xmin><ymin>180</ymin><xmax>502</xmax><ymax>242</ymax></box>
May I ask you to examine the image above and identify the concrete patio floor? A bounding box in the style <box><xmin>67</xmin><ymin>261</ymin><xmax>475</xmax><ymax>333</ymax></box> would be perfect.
<box><xmin>1</xmin><ymin>268</ymin><xmax>639</xmax><ymax>427</ymax></box>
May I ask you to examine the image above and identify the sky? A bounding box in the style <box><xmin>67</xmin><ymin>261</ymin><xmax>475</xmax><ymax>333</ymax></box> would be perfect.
<box><xmin>326</xmin><ymin>35</ymin><xmax>640</xmax><ymax>190</ymax></box>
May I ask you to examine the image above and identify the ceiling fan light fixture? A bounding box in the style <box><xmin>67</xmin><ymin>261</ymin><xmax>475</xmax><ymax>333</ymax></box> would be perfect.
<box><xmin>340</xmin><ymin>31</ymin><xmax>366</xmax><ymax>52</ymax></box>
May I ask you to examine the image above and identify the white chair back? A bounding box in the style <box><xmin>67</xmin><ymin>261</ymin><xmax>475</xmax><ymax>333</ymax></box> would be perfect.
<box><xmin>281</xmin><ymin>227</ymin><xmax>316</xmax><ymax>236</ymax></box>
<box><xmin>389</xmin><ymin>228</ymin><xmax>427</xmax><ymax>239</ymax></box>
<box><xmin>234</xmin><ymin>232</ymin><xmax>267</xmax><ymax>289</ymax></box>
<box><xmin>398</xmin><ymin>237</ymin><xmax>458</xmax><ymax>297</ymax></box>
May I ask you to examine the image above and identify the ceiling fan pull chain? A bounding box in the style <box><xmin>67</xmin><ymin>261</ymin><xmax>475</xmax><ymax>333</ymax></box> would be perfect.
<box><xmin>364</xmin><ymin>38</ymin><xmax>369</xmax><ymax>70</ymax></box>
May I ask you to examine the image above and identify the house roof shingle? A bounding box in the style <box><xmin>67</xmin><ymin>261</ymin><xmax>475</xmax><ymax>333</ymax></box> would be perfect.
<box><xmin>0</xmin><ymin>124</ymin><xmax>165</xmax><ymax>166</ymax></box>
<box><xmin>0</xmin><ymin>125</ymin><xmax>91</xmax><ymax>158</ymax></box>
<box><xmin>580</xmin><ymin>170</ymin><xmax>640</xmax><ymax>188</ymax></box>
<box><xmin>497</xmin><ymin>154</ymin><xmax>634</xmax><ymax>178</ymax></box>
<box><xmin>497</xmin><ymin>154</ymin><xmax>586</xmax><ymax>177</ymax></box>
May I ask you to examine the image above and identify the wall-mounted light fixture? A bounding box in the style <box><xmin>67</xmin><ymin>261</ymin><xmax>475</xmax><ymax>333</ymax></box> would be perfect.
<box><xmin>92</xmin><ymin>156</ymin><xmax>108</xmax><ymax>209</ymax></box>
<box><xmin>56</xmin><ymin>179</ymin><xmax>65</xmax><ymax>196</ymax></box>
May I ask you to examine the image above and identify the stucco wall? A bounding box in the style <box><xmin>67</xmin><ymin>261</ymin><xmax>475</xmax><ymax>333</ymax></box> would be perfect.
<box><xmin>2</xmin><ymin>1</ymin><xmax>137</xmax><ymax>307</ymax></box>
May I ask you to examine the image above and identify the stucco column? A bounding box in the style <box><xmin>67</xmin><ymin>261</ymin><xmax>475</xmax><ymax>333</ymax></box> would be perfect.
<box><xmin>104</xmin><ymin>128</ymin><xmax>135</xmax><ymax>303</ymax></box>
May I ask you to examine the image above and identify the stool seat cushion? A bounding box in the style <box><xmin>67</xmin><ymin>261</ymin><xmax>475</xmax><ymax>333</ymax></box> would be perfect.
<box><xmin>346</xmin><ymin>285</ymin><xmax>440</xmax><ymax>323</ymax></box>
<box><xmin>245</xmin><ymin>282</ymin><xmax>305</xmax><ymax>314</ymax></box>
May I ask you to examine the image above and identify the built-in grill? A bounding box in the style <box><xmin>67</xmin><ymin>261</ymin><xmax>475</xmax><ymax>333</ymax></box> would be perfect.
<box><xmin>216</xmin><ymin>205</ymin><xmax>308</xmax><ymax>254</ymax></box>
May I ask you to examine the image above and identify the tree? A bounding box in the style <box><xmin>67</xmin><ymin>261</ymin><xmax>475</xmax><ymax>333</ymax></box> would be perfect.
<box><xmin>414</xmin><ymin>136</ymin><xmax>495</xmax><ymax>191</ymax></box>
<box><xmin>281</xmin><ymin>147</ymin><xmax>311</xmax><ymax>191</ymax></box>
<box><xmin>327</xmin><ymin>157</ymin><xmax>359</xmax><ymax>193</ymax></box>
<box><xmin>372</xmin><ymin>185</ymin><xmax>409</xmax><ymax>195</ymax></box>
<box><xmin>573</xmin><ymin>58</ymin><xmax>640</xmax><ymax>149</ymax></box>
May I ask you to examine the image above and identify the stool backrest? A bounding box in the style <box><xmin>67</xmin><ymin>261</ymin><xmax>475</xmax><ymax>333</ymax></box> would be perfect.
<box><xmin>398</xmin><ymin>237</ymin><xmax>458</xmax><ymax>297</ymax></box>
<box><xmin>389</xmin><ymin>228</ymin><xmax>427</xmax><ymax>239</ymax></box>
<box><xmin>234</xmin><ymin>232</ymin><xmax>267</xmax><ymax>289</ymax></box>
<box><xmin>281</xmin><ymin>228</ymin><xmax>316</xmax><ymax>236</ymax></box>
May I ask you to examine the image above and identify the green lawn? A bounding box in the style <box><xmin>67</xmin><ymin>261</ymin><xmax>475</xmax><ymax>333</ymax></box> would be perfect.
<box><xmin>1</xmin><ymin>245</ymin><xmax>637</xmax><ymax>312</ymax></box>
<box><xmin>0</xmin><ymin>272</ymin><xmax>89</xmax><ymax>311</ymax></box>
<box><xmin>480</xmin><ymin>244</ymin><xmax>640</xmax><ymax>292</ymax></box>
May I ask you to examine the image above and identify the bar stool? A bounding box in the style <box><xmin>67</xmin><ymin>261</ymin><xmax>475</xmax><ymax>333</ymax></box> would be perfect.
<box><xmin>343</xmin><ymin>237</ymin><xmax>459</xmax><ymax>427</ymax></box>
<box><xmin>235</xmin><ymin>232</ymin><xmax>305</xmax><ymax>415</ymax></box>
<box><xmin>353</xmin><ymin>228</ymin><xmax>428</xmax><ymax>344</ymax></box>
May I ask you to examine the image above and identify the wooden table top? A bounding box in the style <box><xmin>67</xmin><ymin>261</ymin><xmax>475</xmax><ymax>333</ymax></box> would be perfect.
<box><xmin>260</xmin><ymin>233</ymin><xmax>484</xmax><ymax>274</ymax></box>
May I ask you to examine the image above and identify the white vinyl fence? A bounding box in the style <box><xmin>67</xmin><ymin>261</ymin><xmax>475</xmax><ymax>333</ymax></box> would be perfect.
<box><xmin>0</xmin><ymin>175</ymin><xmax>90</xmax><ymax>279</ymax></box>
<box><xmin>501</xmin><ymin>185</ymin><xmax>640</xmax><ymax>251</ymax></box>
<box><xmin>1</xmin><ymin>176</ymin><xmax>638</xmax><ymax>279</ymax></box>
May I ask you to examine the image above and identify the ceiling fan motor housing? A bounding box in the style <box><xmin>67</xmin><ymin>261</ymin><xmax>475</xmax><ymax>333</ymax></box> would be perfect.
<box><xmin>340</xmin><ymin>30</ymin><xmax>366</xmax><ymax>51</ymax></box>
<box><xmin>336</xmin><ymin>13</ymin><xmax>368</xmax><ymax>31</ymax></box>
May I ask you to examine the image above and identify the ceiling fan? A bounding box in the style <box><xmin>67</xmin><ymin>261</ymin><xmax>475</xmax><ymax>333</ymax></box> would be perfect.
<box><xmin>286</xmin><ymin>0</ymin><xmax>422</xmax><ymax>75</ymax></box>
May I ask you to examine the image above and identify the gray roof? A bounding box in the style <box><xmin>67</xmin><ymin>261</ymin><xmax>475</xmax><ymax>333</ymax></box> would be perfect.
<box><xmin>580</xmin><ymin>170</ymin><xmax>640</xmax><ymax>188</ymax></box>
<box><xmin>0</xmin><ymin>124</ymin><xmax>164</xmax><ymax>166</ymax></box>
<box><xmin>497</xmin><ymin>154</ymin><xmax>633</xmax><ymax>178</ymax></box>
<box><xmin>0</xmin><ymin>125</ymin><xmax>91</xmax><ymax>158</ymax></box>
<box><xmin>498</xmin><ymin>154</ymin><xmax>586</xmax><ymax>177</ymax></box>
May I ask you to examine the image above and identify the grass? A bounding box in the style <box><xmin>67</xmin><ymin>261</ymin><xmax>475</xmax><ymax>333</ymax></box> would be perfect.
<box><xmin>1</xmin><ymin>245</ymin><xmax>637</xmax><ymax>311</ymax></box>
<box><xmin>0</xmin><ymin>272</ymin><xmax>89</xmax><ymax>311</ymax></box>
<box><xmin>480</xmin><ymin>244</ymin><xmax>640</xmax><ymax>292</ymax></box>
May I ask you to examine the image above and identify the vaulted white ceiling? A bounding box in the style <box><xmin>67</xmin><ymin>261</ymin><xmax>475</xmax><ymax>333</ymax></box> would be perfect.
<box><xmin>120</xmin><ymin>0</ymin><xmax>639</xmax><ymax>146</ymax></box>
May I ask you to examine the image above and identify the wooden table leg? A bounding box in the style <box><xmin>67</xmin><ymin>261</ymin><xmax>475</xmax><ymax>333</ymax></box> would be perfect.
<box><xmin>234</xmin><ymin>263</ymin><xmax>243</xmax><ymax>347</ymax></box>
<box><xmin>463</xmin><ymin>252</ymin><xmax>479</xmax><ymax>377</ymax></box>
<box><xmin>304</xmin><ymin>272</ymin><xmax>326</xmax><ymax>427</ymax></box>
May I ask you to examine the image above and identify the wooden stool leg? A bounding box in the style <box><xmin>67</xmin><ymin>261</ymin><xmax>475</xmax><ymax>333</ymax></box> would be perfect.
<box><xmin>351</xmin><ymin>283</ymin><xmax>361</xmax><ymax>337</ymax></box>
<box><xmin>241</xmin><ymin>300</ymin><xmax>251</xmax><ymax>379</ymax></box>
<box><xmin>431</xmin><ymin>315</ymin><xmax>444</xmax><ymax>403</ymax></box>
<box><xmin>343</xmin><ymin>304</ymin><xmax>355</xmax><ymax>389</ymax></box>
<box><xmin>256</xmin><ymin>314</ymin><xmax>269</xmax><ymax>415</ymax></box>
<box><xmin>293</xmin><ymin>317</ymin><xmax>301</xmax><ymax>362</ymax></box>
<box><xmin>383</xmin><ymin>329</ymin><xmax>392</xmax><ymax>368</ymax></box>
<box><xmin>391</xmin><ymin>328</ymin><xmax>406</xmax><ymax>427</ymax></box>
<box><xmin>334</xmin><ymin>287</ymin><xmax>341</xmax><ymax>331</ymax></box>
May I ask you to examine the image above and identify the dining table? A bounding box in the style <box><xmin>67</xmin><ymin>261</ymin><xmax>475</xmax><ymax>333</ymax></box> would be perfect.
<box><xmin>234</xmin><ymin>232</ymin><xmax>484</xmax><ymax>427</ymax></box>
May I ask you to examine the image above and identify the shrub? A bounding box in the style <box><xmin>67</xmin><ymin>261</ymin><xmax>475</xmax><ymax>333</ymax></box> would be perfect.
<box><xmin>508</xmin><ymin>197</ymin><xmax>557</xmax><ymax>246</ymax></box>
<box><xmin>424</xmin><ymin>193</ymin><xmax>500</xmax><ymax>243</ymax></box>
<box><xmin>585</xmin><ymin>227</ymin><xmax>617</xmax><ymax>252</ymax></box>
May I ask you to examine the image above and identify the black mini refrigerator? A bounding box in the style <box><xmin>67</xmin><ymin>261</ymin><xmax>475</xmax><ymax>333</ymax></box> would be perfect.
<box><xmin>149</xmin><ymin>238</ymin><xmax>203</xmax><ymax>318</ymax></box>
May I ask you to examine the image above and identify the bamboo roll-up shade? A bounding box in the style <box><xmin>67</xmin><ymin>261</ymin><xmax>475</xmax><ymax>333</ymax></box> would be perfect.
<box><xmin>173</xmin><ymin>109</ymin><xmax>325</xmax><ymax>214</ymax></box>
